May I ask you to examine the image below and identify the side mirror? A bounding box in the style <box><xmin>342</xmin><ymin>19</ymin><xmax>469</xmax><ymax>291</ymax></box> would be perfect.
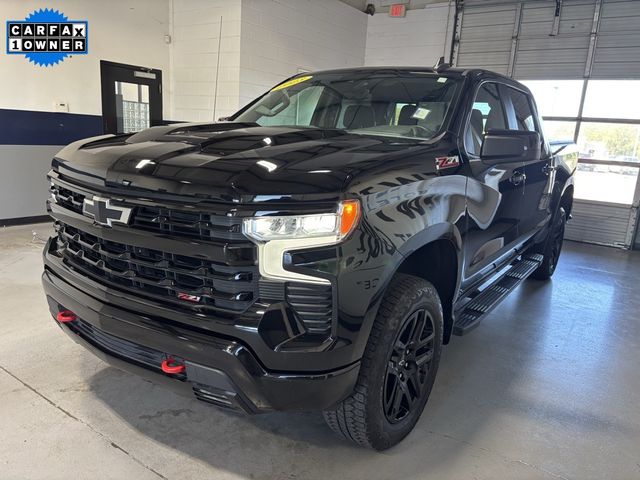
<box><xmin>480</xmin><ymin>130</ymin><xmax>541</xmax><ymax>164</ymax></box>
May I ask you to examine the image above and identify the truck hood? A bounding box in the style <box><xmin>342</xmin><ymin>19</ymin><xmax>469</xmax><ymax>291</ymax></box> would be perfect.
<box><xmin>53</xmin><ymin>123</ymin><xmax>440</xmax><ymax>202</ymax></box>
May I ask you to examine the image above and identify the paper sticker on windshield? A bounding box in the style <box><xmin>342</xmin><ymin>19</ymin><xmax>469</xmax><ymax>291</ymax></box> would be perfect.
<box><xmin>411</xmin><ymin>107</ymin><xmax>430</xmax><ymax>120</ymax></box>
<box><xmin>271</xmin><ymin>75</ymin><xmax>312</xmax><ymax>92</ymax></box>
<box><xmin>435</xmin><ymin>156</ymin><xmax>460</xmax><ymax>171</ymax></box>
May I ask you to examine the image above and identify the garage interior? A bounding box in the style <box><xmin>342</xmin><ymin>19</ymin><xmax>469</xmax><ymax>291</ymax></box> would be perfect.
<box><xmin>1</xmin><ymin>0</ymin><xmax>640</xmax><ymax>478</ymax></box>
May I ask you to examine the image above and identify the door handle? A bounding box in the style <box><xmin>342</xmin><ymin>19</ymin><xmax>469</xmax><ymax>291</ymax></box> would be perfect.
<box><xmin>510</xmin><ymin>171</ymin><xmax>526</xmax><ymax>186</ymax></box>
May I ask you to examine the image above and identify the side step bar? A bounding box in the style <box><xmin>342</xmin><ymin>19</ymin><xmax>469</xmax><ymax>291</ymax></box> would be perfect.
<box><xmin>452</xmin><ymin>253</ymin><xmax>543</xmax><ymax>336</ymax></box>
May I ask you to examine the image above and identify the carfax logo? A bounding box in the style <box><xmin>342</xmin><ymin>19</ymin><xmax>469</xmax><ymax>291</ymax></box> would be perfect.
<box><xmin>6</xmin><ymin>8</ymin><xmax>88</xmax><ymax>66</ymax></box>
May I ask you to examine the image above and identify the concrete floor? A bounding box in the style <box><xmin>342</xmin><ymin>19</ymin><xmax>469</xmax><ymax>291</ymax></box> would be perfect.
<box><xmin>1</xmin><ymin>223</ymin><xmax>639</xmax><ymax>480</ymax></box>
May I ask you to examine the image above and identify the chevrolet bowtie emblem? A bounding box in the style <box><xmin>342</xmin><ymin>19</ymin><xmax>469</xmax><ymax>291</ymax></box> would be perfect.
<box><xmin>82</xmin><ymin>196</ymin><xmax>132</xmax><ymax>227</ymax></box>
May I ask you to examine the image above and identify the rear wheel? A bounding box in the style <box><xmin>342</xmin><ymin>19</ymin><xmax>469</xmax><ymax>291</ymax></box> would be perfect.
<box><xmin>323</xmin><ymin>274</ymin><xmax>443</xmax><ymax>450</ymax></box>
<box><xmin>531</xmin><ymin>207</ymin><xmax>566</xmax><ymax>280</ymax></box>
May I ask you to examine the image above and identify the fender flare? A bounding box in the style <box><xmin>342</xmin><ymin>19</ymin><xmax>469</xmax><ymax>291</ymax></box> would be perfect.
<box><xmin>354</xmin><ymin>222</ymin><xmax>464</xmax><ymax>357</ymax></box>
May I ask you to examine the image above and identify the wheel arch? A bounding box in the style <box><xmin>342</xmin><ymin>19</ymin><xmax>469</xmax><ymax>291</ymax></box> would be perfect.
<box><xmin>392</xmin><ymin>223</ymin><xmax>463</xmax><ymax>345</ymax></box>
<box><xmin>560</xmin><ymin>184</ymin><xmax>574</xmax><ymax>218</ymax></box>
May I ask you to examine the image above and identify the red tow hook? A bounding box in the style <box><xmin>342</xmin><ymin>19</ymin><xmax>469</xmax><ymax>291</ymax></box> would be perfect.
<box><xmin>56</xmin><ymin>310</ymin><xmax>77</xmax><ymax>323</ymax></box>
<box><xmin>161</xmin><ymin>357</ymin><xmax>186</xmax><ymax>375</ymax></box>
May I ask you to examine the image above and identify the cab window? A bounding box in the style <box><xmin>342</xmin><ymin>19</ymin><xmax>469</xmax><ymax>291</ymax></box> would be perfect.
<box><xmin>465</xmin><ymin>83</ymin><xmax>507</xmax><ymax>156</ymax></box>
<box><xmin>502</xmin><ymin>86</ymin><xmax>537</xmax><ymax>132</ymax></box>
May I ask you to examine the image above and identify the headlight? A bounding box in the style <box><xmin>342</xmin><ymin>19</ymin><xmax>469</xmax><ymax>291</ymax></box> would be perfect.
<box><xmin>242</xmin><ymin>200</ymin><xmax>360</xmax><ymax>284</ymax></box>
<box><xmin>243</xmin><ymin>200</ymin><xmax>360</xmax><ymax>243</ymax></box>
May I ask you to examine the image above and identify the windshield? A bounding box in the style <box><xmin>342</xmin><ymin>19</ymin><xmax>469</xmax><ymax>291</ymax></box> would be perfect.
<box><xmin>233</xmin><ymin>71</ymin><xmax>461</xmax><ymax>140</ymax></box>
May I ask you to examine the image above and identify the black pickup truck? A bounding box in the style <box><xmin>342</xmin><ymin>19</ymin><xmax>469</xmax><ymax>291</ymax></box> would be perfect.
<box><xmin>42</xmin><ymin>67</ymin><xmax>576</xmax><ymax>450</ymax></box>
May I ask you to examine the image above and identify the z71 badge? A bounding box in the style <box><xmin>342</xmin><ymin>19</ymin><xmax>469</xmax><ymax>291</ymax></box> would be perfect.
<box><xmin>435</xmin><ymin>155</ymin><xmax>460</xmax><ymax>171</ymax></box>
<box><xmin>177</xmin><ymin>292</ymin><xmax>201</xmax><ymax>303</ymax></box>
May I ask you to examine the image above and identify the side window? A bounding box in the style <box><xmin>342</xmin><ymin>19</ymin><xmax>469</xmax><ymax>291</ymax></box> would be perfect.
<box><xmin>503</xmin><ymin>87</ymin><xmax>537</xmax><ymax>132</ymax></box>
<box><xmin>465</xmin><ymin>83</ymin><xmax>507</xmax><ymax>156</ymax></box>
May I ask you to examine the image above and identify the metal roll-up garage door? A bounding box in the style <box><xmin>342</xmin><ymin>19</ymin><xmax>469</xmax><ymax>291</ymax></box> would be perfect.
<box><xmin>454</xmin><ymin>0</ymin><xmax>596</xmax><ymax>78</ymax></box>
<box><xmin>591</xmin><ymin>1</ymin><xmax>640</xmax><ymax>78</ymax></box>
<box><xmin>452</xmin><ymin>0</ymin><xmax>640</xmax><ymax>248</ymax></box>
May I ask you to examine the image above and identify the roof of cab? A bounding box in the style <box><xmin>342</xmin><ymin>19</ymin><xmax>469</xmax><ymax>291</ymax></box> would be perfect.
<box><xmin>299</xmin><ymin>65</ymin><xmax>519</xmax><ymax>84</ymax></box>
<box><xmin>303</xmin><ymin>66</ymin><xmax>536</xmax><ymax>97</ymax></box>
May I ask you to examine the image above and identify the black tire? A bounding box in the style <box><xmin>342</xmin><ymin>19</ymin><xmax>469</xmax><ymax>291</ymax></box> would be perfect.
<box><xmin>323</xmin><ymin>274</ymin><xmax>443</xmax><ymax>450</ymax></box>
<box><xmin>531</xmin><ymin>207</ymin><xmax>566</xmax><ymax>280</ymax></box>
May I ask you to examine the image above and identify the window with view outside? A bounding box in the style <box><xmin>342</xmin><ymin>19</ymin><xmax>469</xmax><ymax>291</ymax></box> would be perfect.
<box><xmin>521</xmin><ymin>79</ymin><xmax>640</xmax><ymax>205</ymax></box>
<box><xmin>578</xmin><ymin>123</ymin><xmax>640</xmax><ymax>161</ymax></box>
<box><xmin>542</xmin><ymin>121</ymin><xmax>576</xmax><ymax>143</ymax></box>
<box><xmin>582</xmin><ymin>81</ymin><xmax>640</xmax><ymax>120</ymax></box>
<box><xmin>521</xmin><ymin>80</ymin><xmax>582</xmax><ymax>120</ymax></box>
<box><xmin>233</xmin><ymin>72</ymin><xmax>461</xmax><ymax>140</ymax></box>
<box><xmin>576</xmin><ymin>122</ymin><xmax>640</xmax><ymax>204</ymax></box>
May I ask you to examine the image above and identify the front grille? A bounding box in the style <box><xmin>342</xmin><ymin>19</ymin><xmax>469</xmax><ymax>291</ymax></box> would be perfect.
<box><xmin>51</xmin><ymin>184</ymin><xmax>84</xmax><ymax>214</ymax></box>
<box><xmin>133</xmin><ymin>205</ymin><xmax>244</xmax><ymax>241</ymax></box>
<box><xmin>285</xmin><ymin>283</ymin><xmax>333</xmax><ymax>335</ymax></box>
<box><xmin>54</xmin><ymin>223</ymin><xmax>258</xmax><ymax>314</ymax></box>
<box><xmin>49</xmin><ymin>180</ymin><xmax>335</xmax><ymax>333</ymax></box>
<box><xmin>50</xmin><ymin>183</ymin><xmax>243</xmax><ymax>243</ymax></box>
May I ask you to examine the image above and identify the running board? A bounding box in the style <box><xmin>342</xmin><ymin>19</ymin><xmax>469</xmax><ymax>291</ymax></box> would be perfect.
<box><xmin>453</xmin><ymin>253</ymin><xmax>543</xmax><ymax>336</ymax></box>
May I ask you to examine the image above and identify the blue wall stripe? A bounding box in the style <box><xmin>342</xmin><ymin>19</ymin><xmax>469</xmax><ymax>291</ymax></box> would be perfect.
<box><xmin>0</xmin><ymin>108</ymin><xmax>102</xmax><ymax>146</ymax></box>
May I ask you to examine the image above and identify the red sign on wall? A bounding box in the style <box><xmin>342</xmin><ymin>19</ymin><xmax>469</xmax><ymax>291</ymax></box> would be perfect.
<box><xmin>389</xmin><ymin>4</ymin><xmax>406</xmax><ymax>17</ymax></box>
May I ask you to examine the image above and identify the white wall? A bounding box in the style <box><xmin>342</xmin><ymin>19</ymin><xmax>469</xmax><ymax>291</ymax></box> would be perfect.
<box><xmin>0</xmin><ymin>0</ymin><xmax>455</xmax><ymax>123</ymax></box>
<box><xmin>169</xmin><ymin>0</ymin><xmax>242</xmax><ymax>121</ymax></box>
<box><xmin>169</xmin><ymin>0</ymin><xmax>368</xmax><ymax>121</ymax></box>
<box><xmin>365</xmin><ymin>2</ymin><xmax>454</xmax><ymax>67</ymax></box>
<box><xmin>0</xmin><ymin>0</ymin><xmax>171</xmax><ymax>118</ymax></box>
<box><xmin>238</xmin><ymin>0</ymin><xmax>368</xmax><ymax>110</ymax></box>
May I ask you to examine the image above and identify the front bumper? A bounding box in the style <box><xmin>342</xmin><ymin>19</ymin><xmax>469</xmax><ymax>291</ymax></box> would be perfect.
<box><xmin>42</xmin><ymin>260</ymin><xmax>359</xmax><ymax>413</ymax></box>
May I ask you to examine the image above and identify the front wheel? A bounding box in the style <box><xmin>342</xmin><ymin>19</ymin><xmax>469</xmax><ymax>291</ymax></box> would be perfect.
<box><xmin>531</xmin><ymin>207</ymin><xmax>566</xmax><ymax>280</ymax></box>
<box><xmin>323</xmin><ymin>274</ymin><xmax>443</xmax><ymax>450</ymax></box>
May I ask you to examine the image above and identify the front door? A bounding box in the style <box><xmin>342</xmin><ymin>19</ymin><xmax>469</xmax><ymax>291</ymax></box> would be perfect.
<box><xmin>460</xmin><ymin>82</ymin><xmax>526</xmax><ymax>288</ymax></box>
<box><xmin>100</xmin><ymin>60</ymin><xmax>163</xmax><ymax>134</ymax></box>
<box><xmin>500</xmin><ymin>84</ymin><xmax>554</xmax><ymax>241</ymax></box>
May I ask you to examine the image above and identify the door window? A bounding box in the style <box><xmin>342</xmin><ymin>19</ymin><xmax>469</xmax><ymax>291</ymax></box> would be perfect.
<box><xmin>465</xmin><ymin>83</ymin><xmax>507</xmax><ymax>156</ymax></box>
<box><xmin>115</xmin><ymin>81</ymin><xmax>150</xmax><ymax>133</ymax></box>
<box><xmin>503</xmin><ymin>86</ymin><xmax>537</xmax><ymax>132</ymax></box>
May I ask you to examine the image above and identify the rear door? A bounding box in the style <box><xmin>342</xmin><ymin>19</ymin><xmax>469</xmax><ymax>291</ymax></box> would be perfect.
<box><xmin>500</xmin><ymin>85</ymin><xmax>554</xmax><ymax>242</ymax></box>
<box><xmin>100</xmin><ymin>60</ymin><xmax>163</xmax><ymax>134</ymax></box>
<box><xmin>461</xmin><ymin>82</ymin><xmax>526</xmax><ymax>286</ymax></box>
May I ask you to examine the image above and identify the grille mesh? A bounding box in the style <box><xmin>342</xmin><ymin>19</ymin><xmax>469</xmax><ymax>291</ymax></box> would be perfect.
<box><xmin>51</xmin><ymin>184</ymin><xmax>84</xmax><ymax>214</ymax></box>
<box><xmin>54</xmin><ymin>223</ymin><xmax>257</xmax><ymax>314</ymax></box>
<box><xmin>50</xmin><ymin>183</ymin><xmax>243</xmax><ymax>243</ymax></box>
<box><xmin>133</xmin><ymin>205</ymin><xmax>244</xmax><ymax>241</ymax></box>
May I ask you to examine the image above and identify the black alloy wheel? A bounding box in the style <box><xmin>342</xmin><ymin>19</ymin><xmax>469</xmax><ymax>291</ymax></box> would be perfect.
<box><xmin>323</xmin><ymin>274</ymin><xmax>443</xmax><ymax>450</ymax></box>
<box><xmin>531</xmin><ymin>207</ymin><xmax>567</xmax><ymax>280</ymax></box>
<box><xmin>547</xmin><ymin>210</ymin><xmax>566</xmax><ymax>274</ymax></box>
<box><xmin>383</xmin><ymin>308</ymin><xmax>435</xmax><ymax>423</ymax></box>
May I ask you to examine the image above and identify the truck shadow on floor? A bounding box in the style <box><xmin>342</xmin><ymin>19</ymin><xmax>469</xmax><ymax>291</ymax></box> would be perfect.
<box><xmin>83</xmin><ymin>262</ymin><xmax>634</xmax><ymax>479</ymax></box>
